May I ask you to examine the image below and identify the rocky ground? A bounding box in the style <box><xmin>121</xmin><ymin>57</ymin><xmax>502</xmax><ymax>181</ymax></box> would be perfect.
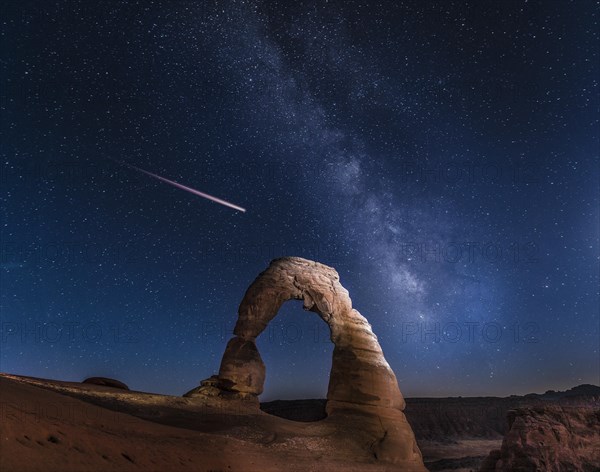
<box><xmin>0</xmin><ymin>374</ymin><xmax>421</xmax><ymax>472</ymax></box>
<box><xmin>1</xmin><ymin>373</ymin><xmax>598</xmax><ymax>472</ymax></box>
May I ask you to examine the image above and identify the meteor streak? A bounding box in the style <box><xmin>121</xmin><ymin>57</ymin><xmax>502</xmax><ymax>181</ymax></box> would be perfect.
<box><xmin>115</xmin><ymin>160</ymin><xmax>246</xmax><ymax>213</ymax></box>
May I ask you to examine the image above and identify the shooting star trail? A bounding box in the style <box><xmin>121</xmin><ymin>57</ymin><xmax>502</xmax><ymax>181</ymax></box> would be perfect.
<box><xmin>115</xmin><ymin>160</ymin><xmax>246</xmax><ymax>213</ymax></box>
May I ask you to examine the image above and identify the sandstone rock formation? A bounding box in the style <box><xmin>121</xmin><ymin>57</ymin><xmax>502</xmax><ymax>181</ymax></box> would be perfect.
<box><xmin>83</xmin><ymin>377</ymin><xmax>129</xmax><ymax>390</ymax></box>
<box><xmin>480</xmin><ymin>405</ymin><xmax>600</xmax><ymax>471</ymax></box>
<box><xmin>189</xmin><ymin>257</ymin><xmax>425</xmax><ymax>469</ymax></box>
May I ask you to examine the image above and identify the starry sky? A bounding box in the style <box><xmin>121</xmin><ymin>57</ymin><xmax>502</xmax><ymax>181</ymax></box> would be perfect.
<box><xmin>1</xmin><ymin>0</ymin><xmax>598</xmax><ymax>399</ymax></box>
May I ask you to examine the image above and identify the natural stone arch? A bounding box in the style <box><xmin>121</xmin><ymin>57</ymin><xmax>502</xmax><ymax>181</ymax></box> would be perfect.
<box><xmin>189</xmin><ymin>257</ymin><xmax>425</xmax><ymax>468</ymax></box>
<box><xmin>218</xmin><ymin>257</ymin><xmax>405</xmax><ymax>414</ymax></box>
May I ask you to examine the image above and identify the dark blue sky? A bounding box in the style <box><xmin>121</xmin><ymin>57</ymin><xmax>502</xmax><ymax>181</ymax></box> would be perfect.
<box><xmin>1</xmin><ymin>0</ymin><xmax>598</xmax><ymax>398</ymax></box>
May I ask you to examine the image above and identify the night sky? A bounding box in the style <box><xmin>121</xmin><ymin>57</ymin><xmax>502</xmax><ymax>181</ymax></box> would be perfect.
<box><xmin>1</xmin><ymin>1</ymin><xmax>598</xmax><ymax>399</ymax></box>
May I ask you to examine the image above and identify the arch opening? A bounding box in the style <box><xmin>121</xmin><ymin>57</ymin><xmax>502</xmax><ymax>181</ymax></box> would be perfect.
<box><xmin>257</xmin><ymin>300</ymin><xmax>333</xmax><ymax>422</ymax></box>
<box><xmin>257</xmin><ymin>300</ymin><xmax>334</xmax><ymax>401</ymax></box>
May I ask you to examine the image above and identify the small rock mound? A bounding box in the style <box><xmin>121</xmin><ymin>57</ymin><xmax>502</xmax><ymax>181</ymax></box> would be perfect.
<box><xmin>83</xmin><ymin>377</ymin><xmax>129</xmax><ymax>390</ymax></box>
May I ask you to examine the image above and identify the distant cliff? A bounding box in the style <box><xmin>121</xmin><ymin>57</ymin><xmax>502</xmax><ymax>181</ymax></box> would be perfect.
<box><xmin>405</xmin><ymin>384</ymin><xmax>600</xmax><ymax>442</ymax></box>
<box><xmin>261</xmin><ymin>385</ymin><xmax>600</xmax><ymax>442</ymax></box>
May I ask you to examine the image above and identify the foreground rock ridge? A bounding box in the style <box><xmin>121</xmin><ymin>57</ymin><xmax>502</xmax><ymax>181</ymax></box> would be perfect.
<box><xmin>480</xmin><ymin>404</ymin><xmax>600</xmax><ymax>472</ymax></box>
<box><xmin>188</xmin><ymin>256</ymin><xmax>425</xmax><ymax>468</ymax></box>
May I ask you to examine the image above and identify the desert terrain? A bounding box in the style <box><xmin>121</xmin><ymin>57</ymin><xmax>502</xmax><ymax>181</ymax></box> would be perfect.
<box><xmin>2</xmin><ymin>373</ymin><xmax>598</xmax><ymax>471</ymax></box>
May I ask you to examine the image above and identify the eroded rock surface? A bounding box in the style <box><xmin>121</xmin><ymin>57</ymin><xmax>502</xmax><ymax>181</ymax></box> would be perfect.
<box><xmin>190</xmin><ymin>257</ymin><xmax>425</xmax><ymax>469</ymax></box>
<box><xmin>480</xmin><ymin>405</ymin><xmax>600</xmax><ymax>471</ymax></box>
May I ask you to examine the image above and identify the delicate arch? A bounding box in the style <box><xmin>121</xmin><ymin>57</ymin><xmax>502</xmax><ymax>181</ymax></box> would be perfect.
<box><xmin>189</xmin><ymin>257</ymin><xmax>424</xmax><ymax>467</ymax></box>
<box><xmin>217</xmin><ymin>257</ymin><xmax>404</xmax><ymax>413</ymax></box>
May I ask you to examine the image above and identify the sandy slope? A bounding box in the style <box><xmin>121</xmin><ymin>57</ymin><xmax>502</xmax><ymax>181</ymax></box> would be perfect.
<box><xmin>0</xmin><ymin>374</ymin><xmax>412</xmax><ymax>472</ymax></box>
